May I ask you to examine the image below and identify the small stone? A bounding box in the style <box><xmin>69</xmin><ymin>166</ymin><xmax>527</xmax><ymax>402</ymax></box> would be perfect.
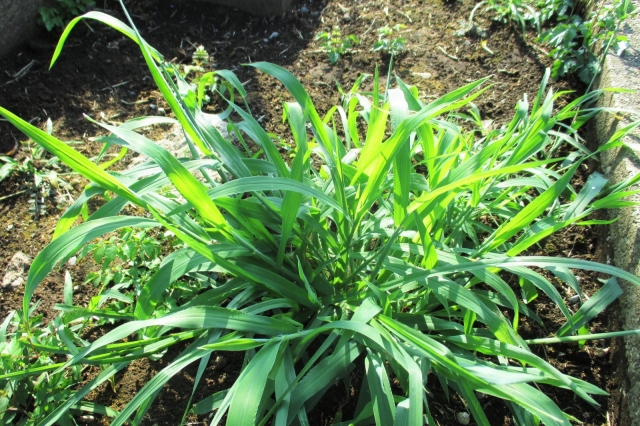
<box><xmin>481</xmin><ymin>119</ymin><xmax>494</xmax><ymax>132</ymax></box>
<box><xmin>6</xmin><ymin>224</ymin><xmax>13</xmax><ymax>231</ymax></box>
<box><xmin>269</xmin><ymin>32</ymin><xmax>279</xmax><ymax>39</ymax></box>
<box><xmin>567</xmin><ymin>295</ymin><xmax>581</xmax><ymax>305</ymax></box>
<box><xmin>342</xmin><ymin>13</ymin><xmax>351</xmax><ymax>23</ymax></box>
<box><xmin>412</xmin><ymin>72</ymin><xmax>432</xmax><ymax>79</ymax></box>
<box><xmin>157</xmin><ymin>107</ymin><xmax>166</xmax><ymax>116</ymax></box>
<box><xmin>149</xmin><ymin>104</ymin><xmax>157</xmax><ymax>110</ymax></box>
<box><xmin>67</xmin><ymin>256</ymin><xmax>77</xmax><ymax>267</ymax></box>
<box><xmin>456</xmin><ymin>412</ymin><xmax>470</xmax><ymax>425</ymax></box>
<box><xmin>2</xmin><ymin>252</ymin><xmax>32</xmax><ymax>289</ymax></box>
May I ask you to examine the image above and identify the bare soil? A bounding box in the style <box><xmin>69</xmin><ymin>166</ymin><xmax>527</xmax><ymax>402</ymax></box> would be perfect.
<box><xmin>0</xmin><ymin>0</ymin><xmax>631</xmax><ymax>424</ymax></box>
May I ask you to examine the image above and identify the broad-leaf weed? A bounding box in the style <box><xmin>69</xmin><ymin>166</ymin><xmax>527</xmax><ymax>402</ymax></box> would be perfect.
<box><xmin>2</xmin><ymin>5</ymin><xmax>640</xmax><ymax>426</ymax></box>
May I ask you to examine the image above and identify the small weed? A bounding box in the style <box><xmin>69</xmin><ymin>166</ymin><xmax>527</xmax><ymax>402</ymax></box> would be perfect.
<box><xmin>315</xmin><ymin>27</ymin><xmax>359</xmax><ymax>64</ymax></box>
<box><xmin>79</xmin><ymin>228</ymin><xmax>165</xmax><ymax>296</ymax></box>
<box><xmin>181</xmin><ymin>45</ymin><xmax>210</xmax><ymax>79</ymax></box>
<box><xmin>372</xmin><ymin>24</ymin><xmax>407</xmax><ymax>56</ymax></box>
<box><xmin>486</xmin><ymin>0</ymin><xmax>540</xmax><ymax>33</ymax></box>
<box><xmin>0</xmin><ymin>119</ymin><xmax>72</xmax><ymax>218</ymax></box>
<box><xmin>0</xmin><ymin>311</ymin><xmax>90</xmax><ymax>425</ymax></box>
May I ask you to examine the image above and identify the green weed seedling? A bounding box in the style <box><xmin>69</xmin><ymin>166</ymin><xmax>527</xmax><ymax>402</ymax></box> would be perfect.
<box><xmin>315</xmin><ymin>27</ymin><xmax>359</xmax><ymax>64</ymax></box>
<box><xmin>372</xmin><ymin>24</ymin><xmax>407</xmax><ymax>57</ymax></box>
<box><xmin>461</xmin><ymin>0</ymin><xmax>539</xmax><ymax>36</ymax></box>
<box><xmin>0</xmin><ymin>119</ymin><xmax>72</xmax><ymax>218</ymax></box>
<box><xmin>80</xmin><ymin>228</ymin><xmax>163</xmax><ymax>289</ymax></box>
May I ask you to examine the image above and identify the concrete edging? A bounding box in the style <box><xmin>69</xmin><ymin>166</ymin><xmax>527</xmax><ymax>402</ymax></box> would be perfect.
<box><xmin>593</xmin><ymin>1</ymin><xmax>640</xmax><ymax>424</ymax></box>
<box><xmin>0</xmin><ymin>0</ymin><xmax>47</xmax><ymax>59</ymax></box>
<box><xmin>175</xmin><ymin>0</ymin><xmax>293</xmax><ymax>16</ymax></box>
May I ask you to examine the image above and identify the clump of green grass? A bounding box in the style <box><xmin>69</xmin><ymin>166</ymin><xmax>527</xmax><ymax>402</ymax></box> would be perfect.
<box><xmin>1</xmin><ymin>2</ymin><xmax>640</xmax><ymax>425</ymax></box>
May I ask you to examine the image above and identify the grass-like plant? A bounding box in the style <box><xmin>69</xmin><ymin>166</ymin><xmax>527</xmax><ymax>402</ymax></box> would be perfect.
<box><xmin>2</xmin><ymin>4</ymin><xmax>640</xmax><ymax>425</ymax></box>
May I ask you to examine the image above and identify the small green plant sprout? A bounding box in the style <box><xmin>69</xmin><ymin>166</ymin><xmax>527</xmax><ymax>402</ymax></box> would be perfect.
<box><xmin>372</xmin><ymin>24</ymin><xmax>407</xmax><ymax>56</ymax></box>
<box><xmin>166</xmin><ymin>44</ymin><xmax>220</xmax><ymax>107</ymax></box>
<box><xmin>462</xmin><ymin>0</ymin><xmax>539</xmax><ymax>36</ymax></box>
<box><xmin>39</xmin><ymin>0</ymin><xmax>95</xmax><ymax>32</ymax></box>
<box><xmin>0</xmin><ymin>119</ymin><xmax>71</xmax><ymax>216</ymax></box>
<box><xmin>181</xmin><ymin>45</ymin><xmax>210</xmax><ymax>79</ymax></box>
<box><xmin>192</xmin><ymin>45</ymin><xmax>210</xmax><ymax>66</ymax></box>
<box><xmin>315</xmin><ymin>27</ymin><xmax>359</xmax><ymax>64</ymax></box>
<box><xmin>487</xmin><ymin>0</ymin><xmax>540</xmax><ymax>33</ymax></box>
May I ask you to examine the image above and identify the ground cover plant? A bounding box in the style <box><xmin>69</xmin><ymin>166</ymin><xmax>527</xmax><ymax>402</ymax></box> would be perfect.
<box><xmin>537</xmin><ymin>0</ymin><xmax>637</xmax><ymax>85</ymax></box>
<box><xmin>476</xmin><ymin>0</ymin><xmax>637</xmax><ymax>84</ymax></box>
<box><xmin>2</xmin><ymin>3</ymin><xmax>640</xmax><ymax>426</ymax></box>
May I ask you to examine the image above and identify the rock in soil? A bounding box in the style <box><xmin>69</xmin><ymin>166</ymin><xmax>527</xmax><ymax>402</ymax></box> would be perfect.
<box><xmin>2</xmin><ymin>251</ymin><xmax>31</xmax><ymax>289</ymax></box>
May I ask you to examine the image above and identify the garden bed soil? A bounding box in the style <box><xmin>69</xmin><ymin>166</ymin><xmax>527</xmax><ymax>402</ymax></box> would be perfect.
<box><xmin>0</xmin><ymin>0</ymin><xmax>632</xmax><ymax>424</ymax></box>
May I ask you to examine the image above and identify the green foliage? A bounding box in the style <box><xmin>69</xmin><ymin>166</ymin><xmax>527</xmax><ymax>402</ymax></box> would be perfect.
<box><xmin>462</xmin><ymin>0</ymin><xmax>538</xmax><ymax>37</ymax></box>
<box><xmin>315</xmin><ymin>27</ymin><xmax>359</xmax><ymax>63</ymax></box>
<box><xmin>0</xmin><ymin>310</ymin><xmax>117</xmax><ymax>425</ymax></box>
<box><xmin>536</xmin><ymin>0</ymin><xmax>576</xmax><ymax>23</ymax></box>
<box><xmin>538</xmin><ymin>0</ymin><xmax>636</xmax><ymax>83</ymax></box>
<box><xmin>80</xmin><ymin>228</ymin><xmax>163</xmax><ymax>291</ymax></box>
<box><xmin>39</xmin><ymin>0</ymin><xmax>96</xmax><ymax>32</ymax></box>
<box><xmin>372</xmin><ymin>24</ymin><xmax>407</xmax><ymax>56</ymax></box>
<box><xmin>486</xmin><ymin>0</ymin><xmax>540</xmax><ymax>33</ymax></box>
<box><xmin>465</xmin><ymin>0</ymin><xmax>635</xmax><ymax>83</ymax></box>
<box><xmin>2</xmin><ymin>6</ymin><xmax>640</xmax><ymax>426</ymax></box>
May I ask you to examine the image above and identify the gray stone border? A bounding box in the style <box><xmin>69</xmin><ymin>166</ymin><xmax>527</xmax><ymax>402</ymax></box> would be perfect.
<box><xmin>593</xmin><ymin>2</ymin><xmax>640</xmax><ymax>424</ymax></box>
<box><xmin>0</xmin><ymin>0</ymin><xmax>47</xmax><ymax>59</ymax></box>
<box><xmin>175</xmin><ymin>0</ymin><xmax>293</xmax><ymax>16</ymax></box>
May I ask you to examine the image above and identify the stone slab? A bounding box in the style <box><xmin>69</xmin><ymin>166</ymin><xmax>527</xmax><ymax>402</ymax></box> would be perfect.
<box><xmin>0</xmin><ymin>0</ymin><xmax>47</xmax><ymax>58</ymax></box>
<box><xmin>593</xmin><ymin>1</ymin><xmax>640</xmax><ymax>424</ymax></box>
<box><xmin>175</xmin><ymin>0</ymin><xmax>292</xmax><ymax>16</ymax></box>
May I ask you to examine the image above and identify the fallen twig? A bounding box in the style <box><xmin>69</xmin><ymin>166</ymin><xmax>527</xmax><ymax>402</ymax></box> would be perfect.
<box><xmin>2</xmin><ymin>60</ymin><xmax>37</xmax><ymax>86</ymax></box>
<box><xmin>0</xmin><ymin>190</ymin><xmax>27</xmax><ymax>202</ymax></box>
<box><xmin>438</xmin><ymin>46</ymin><xmax>459</xmax><ymax>61</ymax></box>
<box><xmin>101</xmin><ymin>81</ymin><xmax>130</xmax><ymax>91</ymax></box>
<box><xmin>120</xmin><ymin>98</ymin><xmax>150</xmax><ymax>105</ymax></box>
